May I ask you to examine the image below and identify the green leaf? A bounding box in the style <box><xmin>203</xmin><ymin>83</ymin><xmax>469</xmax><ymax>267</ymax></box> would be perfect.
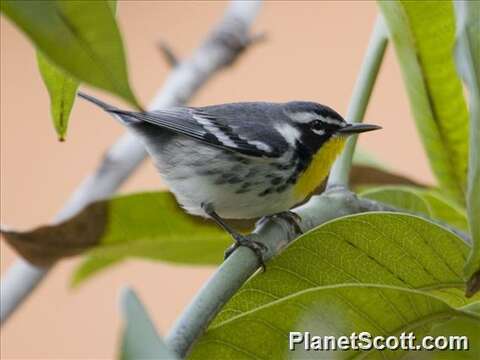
<box><xmin>378</xmin><ymin>0</ymin><xmax>469</xmax><ymax>204</ymax></box>
<box><xmin>0</xmin><ymin>191</ymin><xmax>245</xmax><ymax>286</ymax></box>
<box><xmin>70</xmin><ymin>192</ymin><xmax>232</xmax><ymax>286</ymax></box>
<box><xmin>33</xmin><ymin>1</ymin><xmax>117</xmax><ymax>140</ymax></box>
<box><xmin>120</xmin><ymin>287</ymin><xmax>178</xmax><ymax>360</ymax></box>
<box><xmin>424</xmin><ymin>192</ymin><xmax>469</xmax><ymax>232</ymax></box>
<box><xmin>106</xmin><ymin>0</ymin><xmax>117</xmax><ymax>13</ymax></box>
<box><xmin>190</xmin><ymin>284</ymin><xmax>480</xmax><ymax>359</ymax></box>
<box><xmin>404</xmin><ymin>302</ymin><xmax>480</xmax><ymax>360</ymax></box>
<box><xmin>423</xmin><ymin>303</ymin><xmax>480</xmax><ymax>360</ymax></box>
<box><xmin>453</xmin><ymin>0</ymin><xmax>480</xmax><ymax>295</ymax></box>
<box><xmin>72</xmin><ymin>254</ymin><xmax>121</xmax><ymax>285</ymax></box>
<box><xmin>360</xmin><ymin>186</ymin><xmax>468</xmax><ymax>231</ymax></box>
<box><xmin>189</xmin><ymin>213</ymin><xmax>479</xmax><ymax>358</ymax></box>
<box><xmin>36</xmin><ymin>52</ymin><xmax>78</xmax><ymax>140</ymax></box>
<box><xmin>1</xmin><ymin>0</ymin><xmax>140</xmax><ymax>109</ymax></box>
<box><xmin>362</xmin><ymin>186</ymin><xmax>430</xmax><ymax>214</ymax></box>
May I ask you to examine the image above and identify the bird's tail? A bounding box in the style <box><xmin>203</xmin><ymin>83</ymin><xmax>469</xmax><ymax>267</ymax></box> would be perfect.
<box><xmin>77</xmin><ymin>91</ymin><xmax>141</xmax><ymax>125</ymax></box>
<box><xmin>77</xmin><ymin>91</ymin><xmax>119</xmax><ymax>111</ymax></box>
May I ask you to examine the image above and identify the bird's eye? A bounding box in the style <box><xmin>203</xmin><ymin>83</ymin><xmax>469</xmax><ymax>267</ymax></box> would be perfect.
<box><xmin>310</xmin><ymin>120</ymin><xmax>323</xmax><ymax>131</ymax></box>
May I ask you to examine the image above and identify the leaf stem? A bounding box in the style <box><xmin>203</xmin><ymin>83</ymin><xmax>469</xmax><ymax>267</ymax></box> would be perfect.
<box><xmin>327</xmin><ymin>16</ymin><xmax>388</xmax><ymax>188</ymax></box>
<box><xmin>453</xmin><ymin>0</ymin><xmax>480</xmax><ymax>296</ymax></box>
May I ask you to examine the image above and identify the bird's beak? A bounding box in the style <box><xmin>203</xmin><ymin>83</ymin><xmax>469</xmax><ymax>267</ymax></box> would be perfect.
<box><xmin>336</xmin><ymin>123</ymin><xmax>382</xmax><ymax>135</ymax></box>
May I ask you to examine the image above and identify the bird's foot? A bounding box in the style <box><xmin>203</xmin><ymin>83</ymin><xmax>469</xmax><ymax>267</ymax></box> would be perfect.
<box><xmin>224</xmin><ymin>234</ymin><xmax>268</xmax><ymax>271</ymax></box>
<box><xmin>272</xmin><ymin>211</ymin><xmax>303</xmax><ymax>235</ymax></box>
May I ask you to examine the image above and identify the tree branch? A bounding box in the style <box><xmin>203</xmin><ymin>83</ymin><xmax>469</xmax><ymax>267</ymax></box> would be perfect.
<box><xmin>0</xmin><ymin>0</ymin><xmax>263</xmax><ymax>325</ymax></box>
<box><xmin>166</xmin><ymin>186</ymin><xmax>471</xmax><ymax>358</ymax></box>
<box><xmin>165</xmin><ymin>16</ymin><xmax>389</xmax><ymax>358</ymax></box>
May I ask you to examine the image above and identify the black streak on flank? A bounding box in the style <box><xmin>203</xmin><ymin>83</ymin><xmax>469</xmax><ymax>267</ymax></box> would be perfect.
<box><xmin>272</xmin><ymin>163</ymin><xmax>291</xmax><ymax>171</ymax></box>
<box><xmin>196</xmin><ymin>169</ymin><xmax>216</xmax><ymax>176</ymax></box>
<box><xmin>235</xmin><ymin>181</ymin><xmax>252</xmax><ymax>194</ymax></box>
<box><xmin>270</xmin><ymin>177</ymin><xmax>283</xmax><ymax>185</ymax></box>
<box><xmin>258</xmin><ymin>188</ymin><xmax>273</xmax><ymax>197</ymax></box>
<box><xmin>214</xmin><ymin>175</ymin><xmax>228</xmax><ymax>185</ymax></box>
<box><xmin>227</xmin><ymin>176</ymin><xmax>243</xmax><ymax>184</ymax></box>
<box><xmin>241</xmin><ymin>182</ymin><xmax>252</xmax><ymax>188</ymax></box>
<box><xmin>234</xmin><ymin>156</ymin><xmax>251</xmax><ymax>165</ymax></box>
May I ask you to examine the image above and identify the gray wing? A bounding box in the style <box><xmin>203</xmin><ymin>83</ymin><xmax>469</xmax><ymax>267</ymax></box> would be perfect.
<box><xmin>111</xmin><ymin>102</ymin><xmax>289</xmax><ymax>158</ymax></box>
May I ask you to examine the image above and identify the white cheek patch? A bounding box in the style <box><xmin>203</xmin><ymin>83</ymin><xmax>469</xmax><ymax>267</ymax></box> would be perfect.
<box><xmin>275</xmin><ymin>123</ymin><xmax>301</xmax><ymax>146</ymax></box>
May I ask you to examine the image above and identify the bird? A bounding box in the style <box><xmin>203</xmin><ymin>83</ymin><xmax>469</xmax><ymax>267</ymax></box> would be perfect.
<box><xmin>78</xmin><ymin>92</ymin><xmax>381</xmax><ymax>264</ymax></box>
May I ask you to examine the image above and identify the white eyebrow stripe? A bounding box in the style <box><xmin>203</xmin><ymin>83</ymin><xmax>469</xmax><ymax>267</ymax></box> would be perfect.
<box><xmin>193</xmin><ymin>114</ymin><xmax>238</xmax><ymax>148</ymax></box>
<box><xmin>322</xmin><ymin>116</ymin><xmax>345</xmax><ymax>126</ymax></box>
<box><xmin>274</xmin><ymin>123</ymin><xmax>301</xmax><ymax>146</ymax></box>
<box><xmin>285</xmin><ymin>110</ymin><xmax>345</xmax><ymax>127</ymax></box>
<box><xmin>284</xmin><ymin>110</ymin><xmax>316</xmax><ymax>123</ymax></box>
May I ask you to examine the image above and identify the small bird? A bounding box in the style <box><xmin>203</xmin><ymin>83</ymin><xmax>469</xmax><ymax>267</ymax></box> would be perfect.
<box><xmin>78</xmin><ymin>92</ymin><xmax>380</xmax><ymax>263</ymax></box>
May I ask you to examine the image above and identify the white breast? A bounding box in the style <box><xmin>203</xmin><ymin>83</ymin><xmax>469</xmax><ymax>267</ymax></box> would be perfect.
<box><xmin>144</xmin><ymin>137</ymin><xmax>298</xmax><ymax>219</ymax></box>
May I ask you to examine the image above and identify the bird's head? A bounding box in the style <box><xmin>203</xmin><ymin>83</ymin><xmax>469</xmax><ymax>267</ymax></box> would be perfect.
<box><xmin>277</xmin><ymin>102</ymin><xmax>381</xmax><ymax>200</ymax></box>
<box><xmin>281</xmin><ymin>101</ymin><xmax>381</xmax><ymax>155</ymax></box>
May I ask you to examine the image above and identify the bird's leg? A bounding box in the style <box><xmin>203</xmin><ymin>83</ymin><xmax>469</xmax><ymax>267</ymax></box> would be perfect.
<box><xmin>201</xmin><ymin>203</ymin><xmax>267</xmax><ymax>268</ymax></box>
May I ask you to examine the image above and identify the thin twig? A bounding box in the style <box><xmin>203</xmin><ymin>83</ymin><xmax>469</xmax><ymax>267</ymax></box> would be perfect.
<box><xmin>165</xmin><ymin>16</ymin><xmax>389</xmax><ymax>358</ymax></box>
<box><xmin>246</xmin><ymin>31</ymin><xmax>268</xmax><ymax>46</ymax></box>
<box><xmin>327</xmin><ymin>16</ymin><xmax>388</xmax><ymax>188</ymax></box>
<box><xmin>0</xmin><ymin>0</ymin><xmax>263</xmax><ymax>325</ymax></box>
<box><xmin>158</xmin><ymin>40</ymin><xmax>179</xmax><ymax>67</ymax></box>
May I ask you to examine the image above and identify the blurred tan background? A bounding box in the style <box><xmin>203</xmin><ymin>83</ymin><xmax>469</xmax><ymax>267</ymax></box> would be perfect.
<box><xmin>1</xmin><ymin>1</ymin><xmax>434</xmax><ymax>359</ymax></box>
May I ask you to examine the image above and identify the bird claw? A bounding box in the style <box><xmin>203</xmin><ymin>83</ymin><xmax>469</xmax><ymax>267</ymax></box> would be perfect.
<box><xmin>222</xmin><ymin>211</ymin><xmax>302</xmax><ymax>271</ymax></box>
<box><xmin>224</xmin><ymin>234</ymin><xmax>268</xmax><ymax>271</ymax></box>
<box><xmin>272</xmin><ymin>211</ymin><xmax>303</xmax><ymax>235</ymax></box>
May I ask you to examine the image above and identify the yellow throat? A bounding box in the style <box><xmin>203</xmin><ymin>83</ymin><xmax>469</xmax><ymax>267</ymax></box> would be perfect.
<box><xmin>293</xmin><ymin>136</ymin><xmax>346</xmax><ymax>201</ymax></box>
